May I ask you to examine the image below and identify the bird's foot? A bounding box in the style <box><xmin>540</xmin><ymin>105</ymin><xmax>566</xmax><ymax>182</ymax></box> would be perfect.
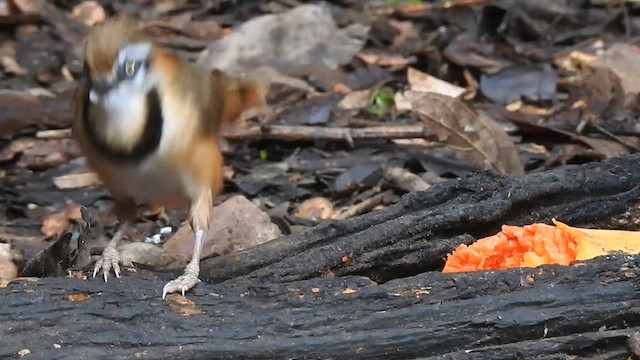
<box><xmin>92</xmin><ymin>244</ymin><xmax>136</xmax><ymax>281</ymax></box>
<box><xmin>162</xmin><ymin>262</ymin><xmax>201</xmax><ymax>299</ymax></box>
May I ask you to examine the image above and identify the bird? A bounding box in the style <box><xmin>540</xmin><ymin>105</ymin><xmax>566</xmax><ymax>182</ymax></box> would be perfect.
<box><xmin>71</xmin><ymin>15</ymin><xmax>267</xmax><ymax>299</ymax></box>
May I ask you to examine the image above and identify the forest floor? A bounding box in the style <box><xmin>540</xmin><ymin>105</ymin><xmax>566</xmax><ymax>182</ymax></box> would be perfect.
<box><xmin>2</xmin><ymin>0</ymin><xmax>640</xmax><ymax>281</ymax></box>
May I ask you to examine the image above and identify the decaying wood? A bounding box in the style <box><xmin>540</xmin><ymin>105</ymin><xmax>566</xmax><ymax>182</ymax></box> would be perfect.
<box><xmin>0</xmin><ymin>89</ymin><xmax>75</xmax><ymax>139</ymax></box>
<box><xmin>1</xmin><ymin>254</ymin><xmax>639</xmax><ymax>359</ymax></box>
<box><xmin>200</xmin><ymin>153</ymin><xmax>640</xmax><ymax>284</ymax></box>
<box><xmin>2</xmin><ymin>154</ymin><xmax>640</xmax><ymax>359</ymax></box>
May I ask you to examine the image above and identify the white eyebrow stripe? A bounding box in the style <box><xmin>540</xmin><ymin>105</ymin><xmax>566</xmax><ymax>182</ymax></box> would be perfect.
<box><xmin>116</xmin><ymin>43</ymin><xmax>152</xmax><ymax>67</ymax></box>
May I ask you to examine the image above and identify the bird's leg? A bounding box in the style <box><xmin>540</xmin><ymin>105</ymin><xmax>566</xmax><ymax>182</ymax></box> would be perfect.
<box><xmin>93</xmin><ymin>197</ymin><xmax>137</xmax><ymax>281</ymax></box>
<box><xmin>162</xmin><ymin>188</ymin><xmax>211</xmax><ymax>299</ymax></box>
<box><xmin>93</xmin><ymin>222</ymin><xmax>135</xmax><ymax>281</ymax></box>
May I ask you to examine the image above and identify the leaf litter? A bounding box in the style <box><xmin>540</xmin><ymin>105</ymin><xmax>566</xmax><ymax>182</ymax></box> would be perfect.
<box><xmin>1</xmin><ymin>0</ymin><xmax>639</xmax><ymax>280</ymax></box>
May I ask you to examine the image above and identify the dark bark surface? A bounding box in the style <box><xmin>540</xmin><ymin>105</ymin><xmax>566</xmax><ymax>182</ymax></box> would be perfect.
<box><xmin>2</xmin><ymin>154</ymin><xmax>640</xmax><ymax>360</ymax></box>
<box><xmin>201</xmin><ymin>153</ymin><xmax>640</xmax><ymax>284</ymax></box>
<box><xmin>1</xmin><ymin>254</ymin><xmax>639</xmax><ymax>360</ymax></box>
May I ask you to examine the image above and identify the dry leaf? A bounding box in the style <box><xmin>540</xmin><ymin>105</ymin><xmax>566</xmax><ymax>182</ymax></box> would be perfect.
<box><xmin>342</xmin><ymin>288</ymin><xmax>357</xmax><ymax>295</ymax></box>
<box><xmin>398</xmin><ymin>91</ymin><xmax>524</xmax><ymax>175</ymax></box>
<box><xmin>356</xmin><ymin>51</ymin><xmax>413</xmax><ymax>70</ymax></box>
<box><xmin>70</xmin><ymin>1</ymin><xmax>105</xmax><ymax>26</ymax></box>
<box><xmin>296</xmin><ymin>197</ymin><xmax>334</xmax><ymax>221</ymax></box>
<box><xmin>0</xmin><ymin>41</ymin><xmax>27</xmax><ymax>75</ymax></box>
<box><xmin>407</xmin><ymin>67</ymin><xmax>465</xmax><ymax>98</ymax></box>
<box><xmin>40</xmin><ymin>201</ymin><xmax>82</xmax><ymax>238</ymax></box>
<box><xmin>52</xmin><ymin>172</ymin><xmax>101</xmax><ymax>190</ymax></box>
<box><xmin>337</xmin><ymin>89</ymin><xmax>372</xmax><ymax>110</ymax></box>
<box><xmin>580</xmin><ymin>43</ymin><xmax>640</xmax><ymax>112</ymax></box>
<box><xmin>388</xmin><ymin>19</ymin><xmax>418</xmax><ymax>47</ymax></box>
<box><xmin>0</xmin><ymin>243</ymin><xmax>18</xmax><ymax>281</ymax></box>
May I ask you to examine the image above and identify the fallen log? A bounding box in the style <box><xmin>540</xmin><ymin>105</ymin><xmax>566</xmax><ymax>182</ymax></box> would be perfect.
<box><xmin>2</xmin><ymin>255</ymin><xmax>640</xmax><ymax>359</ymax></box>
<box><xmin>2</xmin><ymin>154</ymin><xmax>640</xmax><ymax>359</ymax></box>
<box><xmin>201</xmin><ymin>153</ymin><xmax>640</xmax><ymax>284</ymax></box>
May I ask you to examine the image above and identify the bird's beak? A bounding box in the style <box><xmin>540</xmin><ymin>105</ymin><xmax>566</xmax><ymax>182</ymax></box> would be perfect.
<box><xmin>89</xmin><ymin>76</ymin><xmax>113</xmax><ymax>104</ymax></box>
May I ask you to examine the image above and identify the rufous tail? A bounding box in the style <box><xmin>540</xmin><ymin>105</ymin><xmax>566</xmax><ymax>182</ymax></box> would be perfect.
<box><xmin>212</xmin><ymin>69</ymin><xmax>268</xmax><ymax>131</ymax></box>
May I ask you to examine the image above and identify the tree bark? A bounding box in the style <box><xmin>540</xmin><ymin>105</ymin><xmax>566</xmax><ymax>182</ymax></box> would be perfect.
<box><xmin>2</xmin><ymin>154</ymin><xmax>640</xmax><ymax>360</ymax></box>
<box><xmin>201</xmin><ymin>153</ymin><xmax>640</xmax><ymax>284</ymax></box>
<box><xmin>2</xmin><ymin>255</ymin><xmax>639</xmax><ymax>360</ymax></box>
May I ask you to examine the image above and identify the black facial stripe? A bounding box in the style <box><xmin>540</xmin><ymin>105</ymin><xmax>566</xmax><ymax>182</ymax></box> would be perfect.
<box><xmin>83</xmin><ymin>61</ymin><xmax>92</xmax><ymax>87</ymax></box>
<box><xmin>81</xmin><ymin>86</ymin><xmax>164</xmax><ymax>164</ymax></box>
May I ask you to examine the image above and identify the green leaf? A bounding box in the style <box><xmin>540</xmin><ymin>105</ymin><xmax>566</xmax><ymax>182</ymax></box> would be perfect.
<box><xmin>366</xmin><ymin>87</ymin><xmax>396</xmax><ymax>118</ymax></box>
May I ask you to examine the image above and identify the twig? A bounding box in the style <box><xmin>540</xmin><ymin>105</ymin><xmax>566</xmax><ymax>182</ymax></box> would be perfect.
<box><xmin>224</xmin><ymin>125</ymin><xmax>436</xmax><ymax>142</ymax></box>
<box><xmin>36</xmin><ymin>125</ymin><xmax>438</xmax><ymax>144</ymax></box>
<box><xmin>36</xmin><ymin>128</ymin><xmax>72</xmax><ymax>139</ymax></box>
<box><xmin>332</xmin><ymin>190</ymin><xmax>394</xmax><ymax>220</ymax></box>
<box><xmin>383</xmin><ymin>166</ymin><xmax>431</xmax><ymax>192</ymax></box>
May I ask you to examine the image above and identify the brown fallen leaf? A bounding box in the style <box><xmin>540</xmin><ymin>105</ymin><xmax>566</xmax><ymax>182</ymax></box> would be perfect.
<box><xmin>388</xmin><ymin>19</ymin><xmax>418</xmax><ymax>47</ymax></box>
<box><xmin>41</xmin><ymin>201</ymin><xmax>82</xmax><ymax>239</ymax></box>
<box><xmin>579</xmin><ymin>43</ymin><xmax>640</xmax><ymax>112</ymax></box>
<box><xmin>70</xmin><ymin>1</ymin><xmax>105</xmax><ymax>27</ymax></box>
<box><xmin>503</xmin><ymin>112</ymin><xmax>630</xmax><ymax>159</ymax></box>
<box><xmin>0</xmin><ymin>243</ymin><xmax>18</xmax><ymax>281</ymax></box>
<box><xmin>342</xmin><ymin>288</ymin><xmax>357</xmax><ymax>295</ymax></box>
<box><xmin>337</xmin><ymin>88</ymin><xmax>372</xmax><ymax>110</ymax></box>
<box><xmin>296</xmin><ymin>197</ymin><xmax>334</xmax><ymax>221</ymax></box>
<box><xmin>0</xmin><ymin>41</ymin><xmax>27</xmax><ymax>75</ymax></box>
<box><xmin>356</xmin><ymin>51</ymin><xmax>414</xmax><ymax>71</ymax></box>
<box><xmin>398</xmin><ymin>91</ymin><xmax>524</xmax><ymax>175</ymax></box>
<box><xmin>554</xmin><ymin>50</ymin><xmax>597</xmax><ymax>74</ymax></box>
<box><xmin>407</xmin><ymin>67</ymin><xmax>466</xmax><ymax>98</ymax></box>
<box><xmin>52</xmin><ymin>172</ymin><xmax>101</xmax><ymax>190</ymax></box>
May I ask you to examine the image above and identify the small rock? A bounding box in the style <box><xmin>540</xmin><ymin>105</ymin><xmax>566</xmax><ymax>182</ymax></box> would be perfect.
<box><xmin>118</xmin><ymin>242</ymin><xmax>176</xmax><ymax>268</ymax></box>
<box><xmin>162</xmin><ymin>195</ymin><xmax>282</xmax><ymax>260</ymax></box>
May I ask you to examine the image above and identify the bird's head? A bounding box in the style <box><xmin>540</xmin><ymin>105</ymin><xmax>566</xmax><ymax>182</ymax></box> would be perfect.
<box><xmin>83</xmin><ymin>15</ymin><xmax>157</xmax><ymax>105</ymax></box>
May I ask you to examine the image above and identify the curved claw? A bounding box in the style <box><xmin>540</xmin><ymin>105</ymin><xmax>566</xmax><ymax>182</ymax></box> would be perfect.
<box><xmin>92</xmin><ymin>245</ymin><xmax>134</xmax><ymax>282</ymax></box>
<box><xmin>162</xmin><ymin>263</ymin><xmax>200</xmax><ymax>299</ymax></box>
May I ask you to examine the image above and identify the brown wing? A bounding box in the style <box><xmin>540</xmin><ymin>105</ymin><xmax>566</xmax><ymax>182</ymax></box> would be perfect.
<box><xmin>204</xmin><ymin>69</ymin><xmax>268</xmax><ymax>136</ymax></box>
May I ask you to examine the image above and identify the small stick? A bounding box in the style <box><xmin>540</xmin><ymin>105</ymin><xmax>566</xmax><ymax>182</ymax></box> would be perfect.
<box><xmin>224</xmin><ymin>125</ymin><xmax>436</xmax><ymax>142</ymax></box>
<box><xmin>332</xmin><ymin>190</ymin><xmax>394</xmax><ymax>220</ymax></box>
<box><xmin>37</xmin><ymin>128</ymin><xmax>72</xmax><ymax>139</ymax></box>
<box><xmin>37</xmin><ymin>125</ymin><xmax>438</xmax><ymax>144</ymax></box>
<box><xmin>383</xmin><ymin>166</ymin><xmax>431</xmax><ymax>192</ymax></box>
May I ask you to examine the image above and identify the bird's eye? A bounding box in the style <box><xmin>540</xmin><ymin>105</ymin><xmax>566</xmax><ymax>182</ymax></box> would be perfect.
<box><xmin>124</xmin><ymin>60</ymin><xmax>136</xmax><ymax>77</ymax></box>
